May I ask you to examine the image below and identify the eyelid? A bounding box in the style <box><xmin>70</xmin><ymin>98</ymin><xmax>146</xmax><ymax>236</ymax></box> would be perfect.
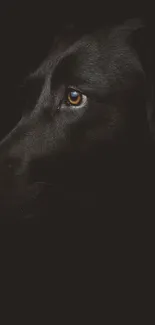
<box><xmin>67</xmin><ymin>85</ymin><xmax>93</xmax><ymax>100</ymax></box>
<box><xmin>67</xmin><ymin>85</ymin><xmax>83</xmax><ymax>94</ymax></box>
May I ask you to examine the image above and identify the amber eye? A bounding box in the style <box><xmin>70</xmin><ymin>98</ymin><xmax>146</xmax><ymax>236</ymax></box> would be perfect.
<box><xmin>67</xmin><ymin>90</ymin><xmax>82</xmax><ymax>106</ymax></box>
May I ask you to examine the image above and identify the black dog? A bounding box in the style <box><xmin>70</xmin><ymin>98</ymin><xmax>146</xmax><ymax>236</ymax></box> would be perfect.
<box><xmin>0</xmin><ymin>19</ymin><xmax>151</xmax><ymax>222</ymax></box>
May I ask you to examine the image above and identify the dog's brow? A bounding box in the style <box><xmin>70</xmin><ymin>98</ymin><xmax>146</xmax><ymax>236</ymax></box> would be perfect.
<box><xmin>34</xmin><ymin>35</ymin><xmax>91</xmax><ymax>79</ymax></box>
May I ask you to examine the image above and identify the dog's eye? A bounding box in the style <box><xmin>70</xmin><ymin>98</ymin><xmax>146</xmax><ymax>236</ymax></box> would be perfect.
<box><xmin>60</xmin><ymin>88</ymin><xmax>87</xmax><ymax>111</ymax></box>
<box><xmin>65</xmin><ymin>88</ymin><xmax>87</xmax><ymax>109</ymax></box>
<box><xmin>67</xmin><ymin>90</ymin><xmax>82</xmax><ymax>106</ymax></box>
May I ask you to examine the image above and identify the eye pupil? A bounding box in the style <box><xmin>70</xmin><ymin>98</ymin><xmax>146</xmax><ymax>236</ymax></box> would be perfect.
<box><xmin>70</xmin><ymin>91</ymin><xmax>78</xmax><ymax>99</ymax></box>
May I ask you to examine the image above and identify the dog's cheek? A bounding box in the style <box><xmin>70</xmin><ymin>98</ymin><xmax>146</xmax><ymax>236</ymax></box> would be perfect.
<box><xmin>67</xmin><ymin>101</ymin><xmax>126</xmax><ymax>149</ymax></box>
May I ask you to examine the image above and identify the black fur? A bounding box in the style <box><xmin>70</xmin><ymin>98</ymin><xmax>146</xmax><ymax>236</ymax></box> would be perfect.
<box><xmin>0</xmin><ymin>19</ymin><xmax>152</xmax><ymax>223</ymax></box>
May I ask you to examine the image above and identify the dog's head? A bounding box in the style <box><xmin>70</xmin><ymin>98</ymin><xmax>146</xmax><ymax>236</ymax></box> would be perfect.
<box><xmin>0</xmin><ymin>19</ymin><xmax>149</xmax><ymax>221</ymax></box>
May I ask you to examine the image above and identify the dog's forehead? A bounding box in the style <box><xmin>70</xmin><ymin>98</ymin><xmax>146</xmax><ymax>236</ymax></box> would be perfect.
<box><xmin>32</xmin><ymin>19</ymin><xmax>142</xmax><ymax>81</ymax></box>
<box><xmin>50</xmin><ymin>18</ymin><xmax>142</xmax><ymax>55</ymax></box>
<box><xmin>34</xmin><ymin>30</ymin><xmax>117</xmax><ymax>79</ymax></box>
<box><xmin>34</xmin><ymin>30</ymin><xmax>99</xmax><ymax>77</ymax></box>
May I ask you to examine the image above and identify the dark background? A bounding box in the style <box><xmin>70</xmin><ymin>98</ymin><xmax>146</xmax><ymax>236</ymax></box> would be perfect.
<box><xmin>0</xmin><ymin>1</ymin><xmax>152</xmax><ymax>141</ymax></box>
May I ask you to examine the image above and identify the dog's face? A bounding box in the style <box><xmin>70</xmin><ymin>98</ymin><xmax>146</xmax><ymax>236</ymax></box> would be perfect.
<box><xmin>0</xmin><ymin>19</ymin><xmax>148</xmax><ymax>221</ymax></box>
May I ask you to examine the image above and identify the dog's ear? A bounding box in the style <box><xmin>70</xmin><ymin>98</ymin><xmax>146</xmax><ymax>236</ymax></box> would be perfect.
<box><xmin>124</xmin><ymin>19</ymin><xmax>154</xmax><ymax>141</ymax></box>
<box><xmin>126</xmin><ymin>19</ymin><xmax>147</xmax><ymax>71</ymax></box>
<box><xmin>131</xmin><ymin>22</ymin><xmax>154</xmax><ymax>141</ymax></box>
<box><xmin>124</xmin><ymin>18</ymin><xmax>144</xmax><ymax>30</ymax></box>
